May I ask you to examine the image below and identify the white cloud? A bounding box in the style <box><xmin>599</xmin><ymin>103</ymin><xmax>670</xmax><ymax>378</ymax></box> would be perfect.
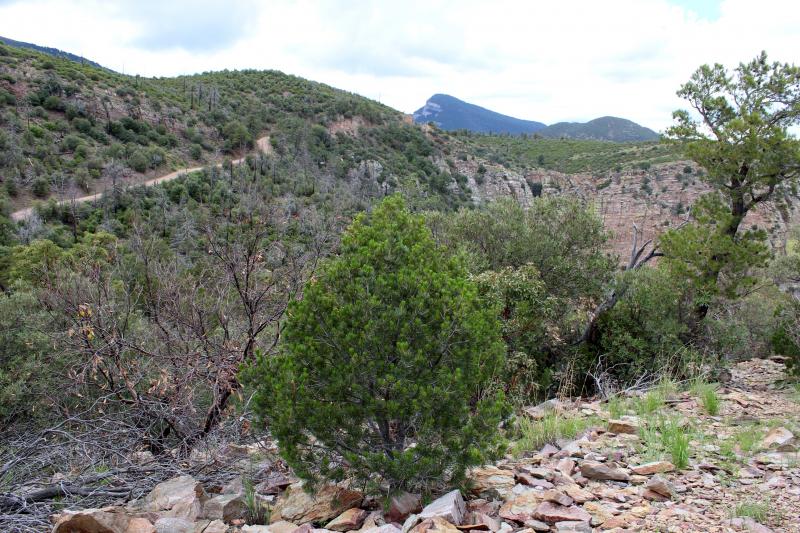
<box><xmin>0</xmin><ymin>0</ymin><xmax>798</xmax><ymax>130</ymax></box>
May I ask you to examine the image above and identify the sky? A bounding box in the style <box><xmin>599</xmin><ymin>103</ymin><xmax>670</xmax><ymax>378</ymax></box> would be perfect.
<box><xmin>0</xmin><ymin>0</ymin><xmax>798</xmax><ymax>132</ymax></box>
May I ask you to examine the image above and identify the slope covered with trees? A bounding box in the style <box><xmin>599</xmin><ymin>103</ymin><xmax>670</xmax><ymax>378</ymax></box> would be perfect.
<box><xmin>0</xmin><ymin>46</ymin><xmax>798</xmax><ymax>533</ymax></box>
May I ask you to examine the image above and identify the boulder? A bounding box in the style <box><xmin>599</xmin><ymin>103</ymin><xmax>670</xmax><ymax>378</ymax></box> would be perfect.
<box><xmin>644</xmin><ymin>476</ymin><xmax>677</xmax><ymax>499</ymax></box>
<box><xmin>203</xmin><ymin>494</ymin><xmax>247</xmax><ymax>523</ymax></box>
<box><xmin>579</xmin><ymin>461</ymin><xmax>629</xmax><ymax>482</ymax></box>
<box><xmin>761</xmin><ymin>427</ymin><xmax>794</xmax><ymax>449</ymax></box>
<box><xmin>553</xmin><ymin>520</ymin><xmax>591</xmax><ymax>532</ymax></box>
<box><xmin>385</xmin><ymin>492</ymin><xmax>422</xmax><ymax>523</ymax></box>
<box><xmin>141</xmin><ymin>476</ymin><xmax>208</xmax><ymax>521</ymax></box>
<box><xmin>243</xmin><ymin>521</ymin><xmax>298</xmax><ymax>533</ymax></box>
<box><xmin>531</xmin><ymin>502</ymin><xmax>591</xmax><ymax>524</ymax></box>
<box><xmin>409</xmin><ymin>517</ymin><xmax>459</xmax><ymax>533</ymax></box>
<box><xmin>153</xmin><ymin>517</ymin><xmax>193</xmax><ymax>533</ymax></box>
<box><xmin>562</xmin><ymin>485</ymin><xmax>593</xmax><ymax>504</ymax></box>
<box><xmin>498</xmin><ymin>493</ymin><xmax>545</xmax><ymax>522</ymax></box>
<box><xmin>468</xmin><ymin>466</ymin><xmax>515</xmax><ymax>499</ymax></box>
<box><xmin>418</xmin><ymin>490</ymin><xmax>465</xmax><ymax>526</ymax></box>
<box><xmin>200</xmin><ymin>520</ymin><xmax>229</xmax><ymax>533</ymax></box>
<box><xmin>630</xmin><ymin>461</ymin><xmax>675</xmax><ymax>475</ymax></box>
<box><xmin>607</xmin><ymin>418</ymin><xmax>639</xmax><ymax>435</ymax></box>
<box><xmin>52</xmin><ymin>507</ymin><xmax>146</xmax><ymax>533</ymax></box>
<box><xmin>362</xmin><ymin>526</ymin><xmax>402</xmax><ymax>533</ymax></box>
<box><xmin>542</xmin><ymin>490</ymin><xmax>573</xmax><ymax>507</ymax></box>
<box><xmin>271</xmin><ymin>484</ymin><xmax>363</xmax><ymax>525</ymax></box>
<box><xmin>325</xmin><ymin>508</ymin><xmax>368</xmax><ymax>532</ymax></box>
<box><xmin>256</xmin><ymin>472</ymin><xmax>300</xmax><ymax>495</ymax></box>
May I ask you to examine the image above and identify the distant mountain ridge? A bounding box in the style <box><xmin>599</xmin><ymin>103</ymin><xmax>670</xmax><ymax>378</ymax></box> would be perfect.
<box><xmin>413</xmin><ymin>94</ymin><xmax>659</xmax><ymax>142</ymax></box>
<box><xmin>413</xmin><ymin>94</ymin><xmax>546</xmax><ymax>135</ymax></box>
<box><xmin>0</xmin><ymin>35</ymin><xmax>107</xmax><ymax>70</ymax></box>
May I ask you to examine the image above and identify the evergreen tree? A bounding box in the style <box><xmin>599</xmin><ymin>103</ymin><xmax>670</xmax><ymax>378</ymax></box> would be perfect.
<box><xmin>249</xmin><ymin>195</ymin><xmax>507</xmax><ymax>494</ymax></box>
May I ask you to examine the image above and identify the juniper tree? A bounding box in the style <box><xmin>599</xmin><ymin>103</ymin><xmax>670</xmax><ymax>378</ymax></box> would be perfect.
<box><xmin>667</xmin><ymin>52</ymin><xmax>800</xmax><ymax>319</ymax></box>
<box><xmin>249</xmin><ymin>195</ymin><xmax>507</xmax><ymax>494</ymax></box>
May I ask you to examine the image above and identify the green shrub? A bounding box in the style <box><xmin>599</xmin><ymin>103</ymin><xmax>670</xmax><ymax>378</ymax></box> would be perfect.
<box><xmin>249</xmin><ymin>196</ymin><xmax>508</xmax><ymax>494</ymax></box>
<box><xmin>32</xmin><ymin>177</ymin><xmax>50</xmax><ymax>198</ymax></box>
<box><xmin>128</xmin><ymin>150</ymin><xmax>149</xmax><ymax>172</ymax></box>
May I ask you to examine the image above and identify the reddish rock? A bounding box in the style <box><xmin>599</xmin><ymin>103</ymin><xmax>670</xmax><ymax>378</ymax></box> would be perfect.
<box><xmin>385</xmin><ymin>492</ymin><xmax>422</xmax><ymax>523</ymax></box>
<box><xmin>532</xmin><ymin>502</ymin><xmax>592</xmax><ymax>524</ymax></box>
<box><xmin>542</xmin><ymin>490</ymin><xmax>573</xmax><ymax>507</ymax></box>
<box><xmin>271</xmin><ymin>484</ymin><xmax>363</xmax><ymax>525</ymax></box>
<box><xmin>630</xmin><ymin>461</ymin><xmax>674</xmax><ymax>475</ymax></box>
<box><xmin>579</xmin><ymin>461</ymin><xmax>630</xmax><ymax>482</ymax></box>
<box><xmin>326</xmin><ymin>508</ymin><xmax>368</xmax><ymax>532</ymax></box>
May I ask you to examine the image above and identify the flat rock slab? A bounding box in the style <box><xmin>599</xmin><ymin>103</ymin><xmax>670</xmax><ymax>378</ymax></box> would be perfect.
<box><xmin>418</xmin><ymin>490</ymin><xmax>466</xmax><ymax>526</ymax></box>
<box><xmin>630</xmin><ymin>461</ymin><xmax>675</xmax><ymax>475</ymax></box>
<box><xmin>580</xmin><ymin>461</ymin><xmax>630</xmax><ymax>481</ymax></box>
<box><xmin>532</xmin><ymin>501</ymin><xmax>592</xmax><ymax>524</ymax></box>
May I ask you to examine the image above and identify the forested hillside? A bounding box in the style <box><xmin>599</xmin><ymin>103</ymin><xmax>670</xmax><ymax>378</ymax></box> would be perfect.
<box><xmin>0</xmin><ymin>43</ymin><xmax>799</xmax><ymax>533</ymax></box>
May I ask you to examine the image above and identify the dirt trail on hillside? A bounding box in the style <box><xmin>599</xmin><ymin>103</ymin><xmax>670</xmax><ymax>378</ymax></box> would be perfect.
<box><xmin>11</xmin><ymin>136</ymin><xmax>271</xmax><ymax>222</ymax></box>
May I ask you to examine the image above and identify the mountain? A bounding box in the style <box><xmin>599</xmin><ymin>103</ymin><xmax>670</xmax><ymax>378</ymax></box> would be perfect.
<box><xmin>413</xmin><ymin>94</ymin><xmax>659</xmax><ymax>142</ymax></box>
<box><xmin>413</xmin><ymin>93</ymin><xmax>546</xmax><ymax>135</ymax></box>
<box><xmin>539</xmin><ymin>116</ymin><xmax>660</xmax><ymax>142</ymax></box>
<box><xmin>0</xmin><ymin>35</ymin><xmax>106</xmax><ymax>70</ymax></box>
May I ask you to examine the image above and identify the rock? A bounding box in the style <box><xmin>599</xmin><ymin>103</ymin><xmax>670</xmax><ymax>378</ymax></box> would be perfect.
<box><xmin>256</xmin><ymin>521</ymin><xmax>300</xmax><ymax>533</ymax></box>
<box><xmin>579</xmin><ymin>461</ymin><xmax>630</xmax><ymax>482</ymax></box>
<box><xmin>256</xmin><ymin>472</ymin><xmax>300</xmax><ymax>495</ymax></box>
<box><xmin>523</xmin><ymin>399</ymin><xmax>563</xmax><ymax>420</ymax></box>
<box><xmin>515</xmin><ymin>472</ymin><xmax>554</xmax><ymax>489</ymax></box>
<box><xmin>562</xmin><ymin>485</ymin><xmax>593</xmax><ymax>504</ymax></box>
<box><xmin>474</xmin><ymin>512</ymin><xmax>500</xmax><ymax>532</ymax></box>
<box><xmin>409</xmin><ymin>517</ymin><xmax>459</xmax><ymax>533</ymax></box>
<box><xmin>418</xmin><ymin>490</ymin><xmax>465</xmax><ymax>526</ymax></box>
<box><xmin>532</xmin><ymin>502</ymin><xmax>591</xmax><ymax>524</ymax></box>
<box><xmin>204</xmin><ymin>494</ymin><xmax>247</xmax><ymax>523</ymax></box>
<box><xmin>553</xmin><ymin>521</ymin><xmax>591</xmax><ymax>532</ymax></box>
<box><xmin>542</xmin><ymin>490</ymin><xmax>573</xmax><ymax>507</ymax></box>
<box><xmin>385</xmin><ymin>492</ymin><xmax>422</xmax><ymax>523</ymax></box>
<box><xmin>582</xmin><ymin>502</ymin><xmax>615</xmax><ymax>523</ymax></box>
<box><xmin>645</xmin><ymin>476</ymin><xmax>677</xmax><ymax>499</ymax></box>
<box><xmin>468</xmin><ymin>466</ymin><xmax>516</xmax><ymax>498</ymax></box>
<box><xmin>52</xmin><ymin>507</ymin><xmax>147</xmax><ymax>533</ymax></box>
<box><xmin>761</xmin><ymin>427</ymin><xmax>794</xmax><ymax>449</ymax></box>
<box><xmin>630</xmin><ymin>461</ymin><xmax>675</xmax><ymax>475</ymax></box>
<box><xmin>326</xmin><ymin>508</ymin><xmax>368</xmax><ymax>532</ymax></box>
<box><xmin>555</xmin><ymin>458</ymin><xmax>575</xmax><ymax>478</ymax></box>
<box><xmin>522</xmin><ymin>519</ymin><xmax>550</xmax><ymax>531</ymax></box>
<box><xmin>727</xmin><ymin>517</ymin><xmax>773</xmax><ymax>533</ymax></box>
<box><xmin>201</xmin><ymin>520</ymin><xmax>229</xmax><ymax>533</ymax></box>
<box><xmin>154</xmin><ymin>517</ymin><xmax>194</xmax><ymax>533</ymax></box>
<box><xmin>516</xmin><ymin>466</ymin><xmax>554</xmax><ymax>481</ymax></box>
<box><xmin>499</xmin><ymin>493</ymin><xmax>545</xmax><ymax>522</ymax></box>
<box><xmin>142</xmin><ymin>476</ymin><xmax>208</xmax><ymax>521</ymax></box>
<box><xmin>271</xmin><ymin>484</ymin><xmax>363</xmax><ymax>525</ymax></box>
<box><xmin>363</xmin><ymin>526</ymin><xmax>402</xmax><ymax>533</ymax></box>
<box><xmin>242</xmin><ymin>526</ymin><xmax>272</xmax><ymax>533</ymax></box>
<box><xmin>641</xmin><ymin>489</ymin><xmax>669</xmax><ymax>502</ymax></box>
<box><xmin>540</xmin><ymin>444</ymin><xmax>560</xmax><ymax>457</ymax></box>
<box><xmin>222</xmin><ymin>476</ymin><xmax>244</xmax><ymax>495</ymax></box>
<box><xmin>607</xmin><ymin>418</ymin><xmax>639</xmax><ymax>435</ymax></box>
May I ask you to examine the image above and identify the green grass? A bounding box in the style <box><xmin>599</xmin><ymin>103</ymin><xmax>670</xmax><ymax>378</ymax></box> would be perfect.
<box><xmin>607</xmin><ymin>395</ymin><xmax>628</xmax><ymax>419</ymax></box>
<box><xmin>243</xmin><ymin>478</ymin><xmax>271</xmax><ymax>525</ymax></box>
<box><xmin>637</xmin><ymin>415</ymin><xmax>692</xmax><ymax>469</ymax></box>
<box><xmin>732</xmin><ymin>500</ymin><xmax>769</xmax><ymax>522</ymax></box>
<box><xmin>512</xmin><ymin>413</ymin><xmax>597</xmax><ymax>456</ymax></box>
<box><xmin>693</xmin><ymin>381</ymin><xmax>721</xmax><ymax>416</ymax></box>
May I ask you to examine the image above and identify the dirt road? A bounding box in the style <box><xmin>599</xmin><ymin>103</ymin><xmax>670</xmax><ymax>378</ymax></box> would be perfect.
<box><xmin>11</xmin><ymin>136</ymin><xmax>271</xmax><ymax>222</ymax></box>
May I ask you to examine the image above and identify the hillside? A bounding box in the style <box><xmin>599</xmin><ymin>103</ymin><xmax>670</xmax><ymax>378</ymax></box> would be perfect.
<box><xmin>0</xmin><ymin>41</ymin><xmax>475</xmax><ymax>215</ymax></box>
<box><xmin>0</xmin><ymin>35</ymin><xmax>106</xmax><ymax>70</ymax></box>
<box><xmin>413</xmin><ymin>94</ymin><xmax>659</xmax><ymax>142</ymax></box>
<box><xmin>413</xmin><ymin>93</ymin><xmax>546</xmax><ymax>135</ymax></box>
<box><xmin>540</xmin><ymin>116</ymin><xmax>660</xmax><ymax>142</ymax></box>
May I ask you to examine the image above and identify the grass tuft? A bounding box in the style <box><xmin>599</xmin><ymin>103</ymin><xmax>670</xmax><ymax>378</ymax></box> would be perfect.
<box><xmin>692</xmin><ymin>380</ymin><xmax>721</xmax><ymax>416</ymax></box>
<box><xmin>733</xmin><ymin>500</ymin><xmax>769</xmax><ymax>522</ymax></box>
<box><xmin>513</xmin><ymin>413</ymin><xmax>596</xmax><ymax>456</ymax></box>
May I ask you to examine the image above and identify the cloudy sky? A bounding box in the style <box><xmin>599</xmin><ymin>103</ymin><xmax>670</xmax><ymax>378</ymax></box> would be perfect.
<box><xmin>0</xmin><ymin>0</ymin><xmax>798</xmax><ymax>131</ymax></box>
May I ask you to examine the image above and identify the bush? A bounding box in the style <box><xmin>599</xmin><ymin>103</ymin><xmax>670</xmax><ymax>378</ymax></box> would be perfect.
<box><xmin>32</xmin><ymin>177</ymin><xmax>50</xmax><ymax>198</ymax></box>
<box><xmin>128</xmin><ymin>150</ymin><xmax>149</xmax><ymax>172</ymax></box>
<box><xmin>249</xmin><ymin>196</ymin><xmax>507</xmax><ymax>494</ymax></box>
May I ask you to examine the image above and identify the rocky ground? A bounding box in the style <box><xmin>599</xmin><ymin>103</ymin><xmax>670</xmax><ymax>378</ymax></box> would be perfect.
<box><xmin>51</xmin><ymin>358</ymin><xmax>800</xmax><ymax>533</ymax></box>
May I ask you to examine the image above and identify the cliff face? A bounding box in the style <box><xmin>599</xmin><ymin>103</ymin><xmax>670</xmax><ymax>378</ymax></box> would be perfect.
<box><xmin>451</xmin><ymin>157</ymin><xmax>797</xmax><ymax>261</ymax></box>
